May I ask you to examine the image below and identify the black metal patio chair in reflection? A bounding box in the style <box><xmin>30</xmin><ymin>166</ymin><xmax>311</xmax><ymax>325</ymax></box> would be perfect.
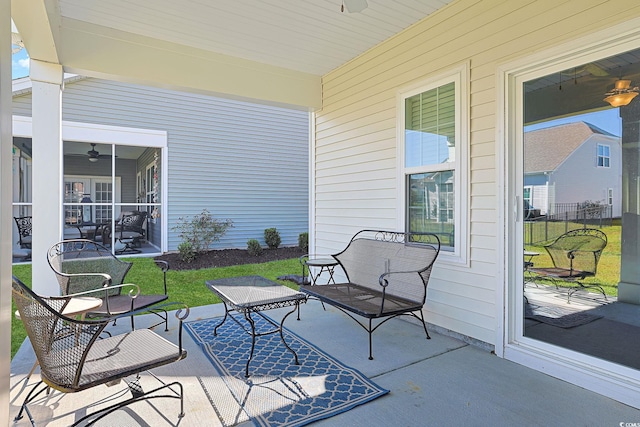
<box><xmin>528</xmin><ymin>228</ymin><xmax>608</xmax><ymax>303</ymax></box>
<box><xmin>47</xmin><ymin>239</ymin><xmax>171</xmax><ymax>330</ymax></box>
<box><xmin>11</xmin><ymin>276</ymin><xmax>188</xmax><ymax>427</ymax></box>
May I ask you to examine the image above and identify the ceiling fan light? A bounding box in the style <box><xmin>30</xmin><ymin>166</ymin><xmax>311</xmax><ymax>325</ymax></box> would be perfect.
<box><xmin>604</xmin><ymin>79</ymin><xmax>639</xmax><ymax>107</ymax></box>
<box><xmin>88</xmin><ymin>157</ymin><xmax>99</xmax><ymax>163</ymax></box>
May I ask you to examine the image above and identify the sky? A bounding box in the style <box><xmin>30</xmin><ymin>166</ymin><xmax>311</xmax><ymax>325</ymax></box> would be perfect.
<box><xmin>12</xmin><ymin>48</ymin><xmax>29</xmax><ymax>79</ymax></box>
<box><xmin>524</xmin><ymin>108</ymin><xmax>622</xmax><ymax>137</ymax></box>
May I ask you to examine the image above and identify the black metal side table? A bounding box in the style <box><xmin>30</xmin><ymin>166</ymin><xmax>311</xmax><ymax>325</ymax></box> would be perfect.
<box><xmin>303</xmin><ymin>257</ymin><xmax>339</xmax><ymax>285</ymax></box>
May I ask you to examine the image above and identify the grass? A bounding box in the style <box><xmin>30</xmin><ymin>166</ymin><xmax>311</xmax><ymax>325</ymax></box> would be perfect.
<box><xmin>525</xmin><ymin>224</ymin><xmax>621</xmax><ymax>296</ymax></box>
<box><xmin>11</xmin><ymin>256</ymin><xmax>303</xmax><ymax>359</ymax></box>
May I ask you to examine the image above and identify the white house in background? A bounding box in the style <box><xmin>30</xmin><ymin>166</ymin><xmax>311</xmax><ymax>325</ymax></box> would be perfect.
<box><xmin>11</xmin><ymin>75</ymin><xmax>309</xmax><ymax>259</ymax></box>
<box><xmin>524</xmin><ymin>122</ymin><xmax>622</xmax><ymax>218</ymax></box>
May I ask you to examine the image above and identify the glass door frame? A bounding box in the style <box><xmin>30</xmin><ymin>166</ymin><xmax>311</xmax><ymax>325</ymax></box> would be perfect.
<box><xmin>498</xmin><ymin>21</ymin><xmax>640</xmax><ymax>406</ymax></box>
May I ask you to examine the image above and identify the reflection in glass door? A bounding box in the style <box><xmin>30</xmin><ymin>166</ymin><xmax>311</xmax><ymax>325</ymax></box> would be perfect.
<box><xmin>520</xmin><ymin>47</ymin><xmax>640</xmax><ymax>373</ymax></box>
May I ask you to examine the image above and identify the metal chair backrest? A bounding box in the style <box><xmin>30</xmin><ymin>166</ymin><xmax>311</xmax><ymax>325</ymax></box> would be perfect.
<box><xmin>14</xmin><ymin>216</ymin><xmax>32</xmax><ymax>247</ymax></box>
<box><xmin>119</xmin><ymin>211</ymin><xmax>147</xmax><ymax>234</ymax></box>
<box><xmin>12</xmin><ymin>276</ymin><xmax>109</xmax><ymax>390</ymax></box>
<box><xmin>47</xmin><ymin>239</ymin><xmax>132</xmax><ymax>296</ymax></box>
<box><xmin>544</xmin><ymin>228</ymin><xmax>607</xmax><ymax>277</ymax></box>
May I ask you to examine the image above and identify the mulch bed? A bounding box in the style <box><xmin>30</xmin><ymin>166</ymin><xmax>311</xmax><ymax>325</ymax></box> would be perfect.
<box><xmin>155</xmin><ymin>246</ymin><xmax>306</xmax><ymax>271</ymax></box>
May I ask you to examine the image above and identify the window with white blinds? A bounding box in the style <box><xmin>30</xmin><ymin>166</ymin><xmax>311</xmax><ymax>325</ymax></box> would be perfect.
<box><xmin>400</xmin><ymin>69</ymin><xmax>467</xmax><ymax>260</ymax></box>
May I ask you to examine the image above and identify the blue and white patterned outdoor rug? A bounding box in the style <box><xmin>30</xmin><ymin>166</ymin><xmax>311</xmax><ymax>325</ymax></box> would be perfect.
<box><xmin>185</xmin><ymin>315</ymin><xmax>389</xmax><ymax>427</ymax></box>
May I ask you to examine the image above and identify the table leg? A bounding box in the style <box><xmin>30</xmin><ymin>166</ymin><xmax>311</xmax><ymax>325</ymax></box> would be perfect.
<box><xmin>244</xmin><ymin>310</ymin><xmax>257</xmax><ymax>378</ymax></box>
<box><xmin>279</xmin><ymin>303</ymin><xmax>300</xmax><ymax>366</ymax></box>
<box><xmin>213</xmin><ymin>302</ymin><xmax>229</xmax><ymax>336</ymax></box>
<box><xmin>326</xmin><ymin>266</ymin><xmax>336</xmax><ymax>284</ymax></box>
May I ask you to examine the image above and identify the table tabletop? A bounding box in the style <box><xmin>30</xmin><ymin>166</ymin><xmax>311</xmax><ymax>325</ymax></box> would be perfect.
<box><xmin>304</xmin><ymin>257</ymin><xmax>338</xmax><ymax>267</ymax></box>
<box><xmin>63</xmin><ymin>297</ymin><xmax>103</xmax><ymax>316</ymax></box>
<box><xmin>206</xmin><ymin>275</ymin><xmax>306</xmax><ymax>311</ymax></box>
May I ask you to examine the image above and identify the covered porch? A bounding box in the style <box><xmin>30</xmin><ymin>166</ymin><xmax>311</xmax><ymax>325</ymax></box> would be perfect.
<box><xmin>10</xmin><ymin>300</ymin><xmax>639</xmax><ymax>426</ymax></box>
<box><xmin>5</xmin><ymin>0</ymin><xmax>640</xmax><ymax>424</ymax></box>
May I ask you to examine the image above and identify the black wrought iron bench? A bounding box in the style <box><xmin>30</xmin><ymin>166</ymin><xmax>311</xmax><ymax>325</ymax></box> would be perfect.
<box><xmin>300</xmin><ymin>229</ymin><xmax>440</xmax><ymax>360</ymax></box>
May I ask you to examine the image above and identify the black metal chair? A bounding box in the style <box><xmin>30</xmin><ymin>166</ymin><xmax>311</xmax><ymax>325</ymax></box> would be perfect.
<box><xmin>47</xmin><ymin>239</ymin><xmax>171</xmax><ymax>330</ymax></box>
<box><xmin>12</xmin><ymin>275</ymin><xmax>188</xmax><ymax>426</ymax></box>
<box><xmin>529</xmin><ymin>228</ymin><xmax>608</xmax><ymax>302</ymax></box>
<box><xmin>14</xmin><ymin>216</ymin><xmax>32</xmax><ymax>261</ymax></box>
<box><xmin>101</xmin><ymin>211</ymin><xmax>148</xmax><ymax>254</ymax></box>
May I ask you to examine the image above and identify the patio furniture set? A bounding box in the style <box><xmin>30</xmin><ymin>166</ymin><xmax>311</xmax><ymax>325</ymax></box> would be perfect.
<box><xmin>13</xmin><ymin>229</ymin><xmax>443</xmax><ymax>425</ymax></box>
<box><xmin>66</xmin><ymin>210</ymin><xmax>149</xmax><ymax>254</ymax></box>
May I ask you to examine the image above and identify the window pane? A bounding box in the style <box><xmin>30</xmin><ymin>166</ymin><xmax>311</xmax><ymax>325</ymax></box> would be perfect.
<box><xmin>405</xmin><ymin>82</ymin><xmax>456</xmax><ymax>168</ymax></box>
<box><xmin>407</xmin><ymin>170</ymin><xmax>455</xmax><ymax>248</ymax></box>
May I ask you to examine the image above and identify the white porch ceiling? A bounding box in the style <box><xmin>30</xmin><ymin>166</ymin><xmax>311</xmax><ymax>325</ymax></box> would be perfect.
<box><xmin>12</xmin><ymin>0</ymin><xmax>453</xmax><ymax>109</ymax></box>
<box><xmin>58</xmin><ymin>0</ymin><xmax>451</xmax><ymax>75</ymax></box>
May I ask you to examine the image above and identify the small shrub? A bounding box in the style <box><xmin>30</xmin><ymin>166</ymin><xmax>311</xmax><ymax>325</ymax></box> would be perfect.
<box><xmin>264</xmin><ymin>228</ymin><xmax>281</xmax><ymax>249</ymax></box>
<box><xmin>298</xmin><ymin>232</ymin><xmax>308</xmax><ymax>251</ymax></box>
<box><xmin>247</xmin><ymin>239</ymin><xmax>263</xmax><ymax>256</ymax></box>
<box><xmin>173</xmin><ymin>209</ymin><xmax>233</xmax><ymax>253</ymax></box>
<box><xmin>177</xmin><ymin>241</ymin><xmax>196</xmax><ymax>263</ymax></box>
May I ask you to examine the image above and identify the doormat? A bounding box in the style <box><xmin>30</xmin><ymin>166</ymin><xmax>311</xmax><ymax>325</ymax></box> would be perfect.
<box><xmin>525</xmin><ymin>303</ymin><xmax>603</xmax><ymax>328</ymax></box>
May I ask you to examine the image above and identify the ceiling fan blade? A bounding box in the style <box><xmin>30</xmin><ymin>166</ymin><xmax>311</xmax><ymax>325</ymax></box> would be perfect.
<box><xmin>583</xmin><ymin>63</ymin><xmax>609</xmax><ymax>77</ymax></box>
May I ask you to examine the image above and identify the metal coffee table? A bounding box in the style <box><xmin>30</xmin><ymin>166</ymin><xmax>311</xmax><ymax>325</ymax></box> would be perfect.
<box><xmin>205</xmin><ymin>275</ymin><xmax>307</xmax><ymax>377</ymax></box>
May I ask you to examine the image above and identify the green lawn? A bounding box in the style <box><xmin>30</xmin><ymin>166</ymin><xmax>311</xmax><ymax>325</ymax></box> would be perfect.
<box><xmin>11</xmin><ymin>256</ymin><xmax>303</xmax><ymax>359</ymax></box>
<box><xmin>525</xmin><ymin>224</ymin><xmax>621</xmax><ymax>296</ymax></box>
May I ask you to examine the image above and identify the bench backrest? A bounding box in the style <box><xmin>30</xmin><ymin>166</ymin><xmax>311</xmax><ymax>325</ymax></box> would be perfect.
<box><xmin>334</xmin><ymin>230</ymin><xmax>440</xmax><ymax>303</ymax></box>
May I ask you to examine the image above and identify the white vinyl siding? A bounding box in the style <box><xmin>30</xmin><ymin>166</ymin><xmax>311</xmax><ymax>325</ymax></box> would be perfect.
<box><xmin>14</xmin><ymin>78</ymin><xmax>309</xmax><ymax>250</ymax></box>
<box><xmin>315</xmin><ymin>0</ymin><xmax>640</xmax><ymax>345</ymax></box>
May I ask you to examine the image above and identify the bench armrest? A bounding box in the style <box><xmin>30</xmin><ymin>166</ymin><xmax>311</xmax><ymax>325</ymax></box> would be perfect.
<box><xmin>378</xmin><ymin>270</ymin><xmax>424</xmax><ymax>287</ymax></box>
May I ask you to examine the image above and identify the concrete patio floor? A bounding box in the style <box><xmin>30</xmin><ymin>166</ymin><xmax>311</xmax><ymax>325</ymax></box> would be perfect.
<box><xmin>10</xmin><ymin>299</ymin><xmax>640</xmax><ymax>426</ymax></box>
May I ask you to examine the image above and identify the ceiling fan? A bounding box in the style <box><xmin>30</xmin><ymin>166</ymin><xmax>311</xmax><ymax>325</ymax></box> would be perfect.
<box><xmin>68</xmin><ymin>143</ymin><xmax>115</xmax><ymax>162</ymax></box>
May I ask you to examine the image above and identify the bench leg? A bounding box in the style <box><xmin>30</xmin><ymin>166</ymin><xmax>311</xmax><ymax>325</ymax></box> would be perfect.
<box><xmin>417</xmin><ymin>310</ymin><xmax>431</xmax><ymax>340</ymax></box>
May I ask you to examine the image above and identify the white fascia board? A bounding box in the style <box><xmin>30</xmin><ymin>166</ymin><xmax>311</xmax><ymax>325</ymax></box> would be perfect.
<box><xmin>13</xmin><ymin>74</ymin><xmax>82</xmax><ymax>96</ymax></box>
<box><xmin>13</xmin><ymin>115</ymin><xmax>166</xmax><ymax>147</ymax></box>
<box><xmin>59</xmin><ymin>19</ymin><xmax>322</xmax><ymax>111</ymax></box>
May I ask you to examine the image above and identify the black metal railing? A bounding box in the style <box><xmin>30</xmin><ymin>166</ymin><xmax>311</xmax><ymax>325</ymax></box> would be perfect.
<box><xmin>524</xmin><ymin>204</ymin><xmax>613</xmax><ymax>245</ymax></box>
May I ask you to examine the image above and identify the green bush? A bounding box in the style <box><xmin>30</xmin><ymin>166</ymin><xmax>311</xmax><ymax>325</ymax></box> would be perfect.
<box><xmin>264</xmin><ymin>228</ymin><xmax>281</xmax><ymax>249</ymax></box>
<box><xmin>298</xmin><ymin>232</ymin><xmax>308</xmax><ymax>251</ymax></box>
<box><xmin>247</xmin><ymin>239</ymin><xmax>263</xmax><ymax>256</ymax></box>
<box><xmin>173</xmin><ymin>209</ymin><xmax>233</xmax><ymax>253</ymax></box>
<box><xmin>177</xmin><ymin>241</ymin><xmax>196</xmax><ymax>263</ymax></box>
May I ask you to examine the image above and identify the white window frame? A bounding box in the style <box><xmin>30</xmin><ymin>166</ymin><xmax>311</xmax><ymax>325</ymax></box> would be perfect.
<box><xmin>597</xmin><ymin>143</ymin><xmax>610</xmax><ymax>168</ymax></box>
<box><xmin>397</xmin><ymin>64</ymin><xmax>469</xmax><ymax>265</ymax></box>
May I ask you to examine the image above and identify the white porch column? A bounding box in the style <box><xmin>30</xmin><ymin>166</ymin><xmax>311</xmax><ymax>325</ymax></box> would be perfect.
<box><xmin>1</xmin><ymin>1</ymin><xmax>13</xmax><ymax>424</ymax></box>
<box><xmin>30</xmin><ymin>60</ymin><xmax>63</xmax><ymax>295</ymax></box>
